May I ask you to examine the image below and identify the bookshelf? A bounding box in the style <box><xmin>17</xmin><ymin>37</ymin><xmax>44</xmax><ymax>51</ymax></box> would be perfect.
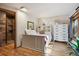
<box><xmin>0</xmin><ymin>8</ymin><xmax>16</xmax><ymax>46</ymax></box>
<box><xmin>0</xmin><ymin>11</ymin><xmax>6</xmax><ymax>46</ymax></box>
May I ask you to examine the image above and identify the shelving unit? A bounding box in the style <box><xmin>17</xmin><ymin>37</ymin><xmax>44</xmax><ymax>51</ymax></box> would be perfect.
<box><xmin>0</xmin><ymin>11</ymin><xmax>6</xmax><ymax>46</ymax></box>
<box><xmin>0</xmin><ymin>8</ymin><xmax>16</xmax><ymax>46</ymax></box>
<box><xmin>7</xmin><ymin>16</ymin><xmax>15</xmax><ymax>42</ymax></box>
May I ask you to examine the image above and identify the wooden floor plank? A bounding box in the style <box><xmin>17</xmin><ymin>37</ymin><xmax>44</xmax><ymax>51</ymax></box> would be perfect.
<box><xmin>0</xmin><ymin>43</ymin><xmax>42</xmax><ymax>56</ymax></box>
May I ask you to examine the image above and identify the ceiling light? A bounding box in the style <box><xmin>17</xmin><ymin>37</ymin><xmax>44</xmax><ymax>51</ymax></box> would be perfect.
<box><xmin>20</xmin><ymin>7</ymin><xmax>28</xmax><ymax>13</ymax></box>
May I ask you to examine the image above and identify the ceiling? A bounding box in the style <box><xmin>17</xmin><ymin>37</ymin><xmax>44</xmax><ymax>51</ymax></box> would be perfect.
<box><xmin>0</xmin><ymin>3</ymin><xmax>79</xmax><ymax>18</ymax></box>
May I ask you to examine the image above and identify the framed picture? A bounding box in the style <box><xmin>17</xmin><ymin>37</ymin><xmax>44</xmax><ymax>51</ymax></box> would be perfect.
<box><xmin>27</xmin><ymin>21</ymin><xmax>34</xmax><ymax>30</ymax></box>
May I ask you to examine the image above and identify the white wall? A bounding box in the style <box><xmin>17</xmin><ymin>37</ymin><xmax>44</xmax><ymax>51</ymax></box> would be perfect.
<box><xmin>26</xmin><ymin>16</ymin><xmax>38</xmax><ymax>31</ymax></box>
<box><xmin>37</xmin><ymin>15</ymin><xmax>69</xmax><ymax>29</ymax></box>
<box><xmin>16</xmin><ymin>10</ymin><xmax>28</xmax><ymax>47</ymax></box>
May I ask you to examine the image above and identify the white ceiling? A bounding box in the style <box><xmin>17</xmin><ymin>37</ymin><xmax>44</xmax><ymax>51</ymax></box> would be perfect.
<box><xmin>0</xmin><ymin>3</ymin><xmax>79</xmax><ymax>18</ymax></box>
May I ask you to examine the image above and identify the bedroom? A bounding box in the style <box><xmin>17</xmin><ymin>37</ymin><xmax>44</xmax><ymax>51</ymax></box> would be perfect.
<box><xmin>0</xmin><ymin>3</ymin><xmax>79</xmax><ymax>56</ymax></box>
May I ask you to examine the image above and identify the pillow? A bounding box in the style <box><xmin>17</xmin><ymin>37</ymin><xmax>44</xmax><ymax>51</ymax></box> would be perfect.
<box><xmin>25</xmin><ymin>29</ymin><xmax>36</xmax><ymax>35</ymax></box>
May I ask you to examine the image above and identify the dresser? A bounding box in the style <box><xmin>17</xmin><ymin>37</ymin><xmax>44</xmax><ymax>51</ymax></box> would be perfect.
<box><xmin>53</xmin><ymin>24</ymin><xmax>68</xmax><ymax>42</ymax></box>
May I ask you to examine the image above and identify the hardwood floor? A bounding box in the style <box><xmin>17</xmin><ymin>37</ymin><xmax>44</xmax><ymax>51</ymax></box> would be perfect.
<box><xmin>0</xmin><ymin>42</ymin><xmax>74</xmax><ymax>56</ymax></box>
<box><xmin>0</xmin><ymin>44</ymin><xmax>43</xmax><ymax>56</ymax></box>
<box><xmin>45</xmin><ymin>42</ymin><xmax>74</xmax><ymax>56</ymax></box>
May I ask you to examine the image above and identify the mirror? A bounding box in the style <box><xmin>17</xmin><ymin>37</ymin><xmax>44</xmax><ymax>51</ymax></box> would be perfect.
<box><xmin>72</xmin><ymin>19</ymin><xmax>78</xmax><ymax>37</ymax></box>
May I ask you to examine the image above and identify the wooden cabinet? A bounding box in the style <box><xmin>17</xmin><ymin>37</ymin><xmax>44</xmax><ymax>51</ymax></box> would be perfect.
<box><xmin>0</xmin><ymin>8</ymin><xmax>16</xmax><ymax>46</ymax></box>
<box><xmin>7</xmin><ymin>16</ymin><xmax>15</xmax><ymax>41</ymax></box>
<box><xmin>0</xmin><ymin>11</ymin><xmax>6</xmax><ymax>46</ymax></box>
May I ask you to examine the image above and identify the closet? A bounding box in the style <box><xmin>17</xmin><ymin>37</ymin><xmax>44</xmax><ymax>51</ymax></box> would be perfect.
<box><xmin>0</xmin><ymin>8</ymin><xmax>16</xmax><ymax>47</ymax></box>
